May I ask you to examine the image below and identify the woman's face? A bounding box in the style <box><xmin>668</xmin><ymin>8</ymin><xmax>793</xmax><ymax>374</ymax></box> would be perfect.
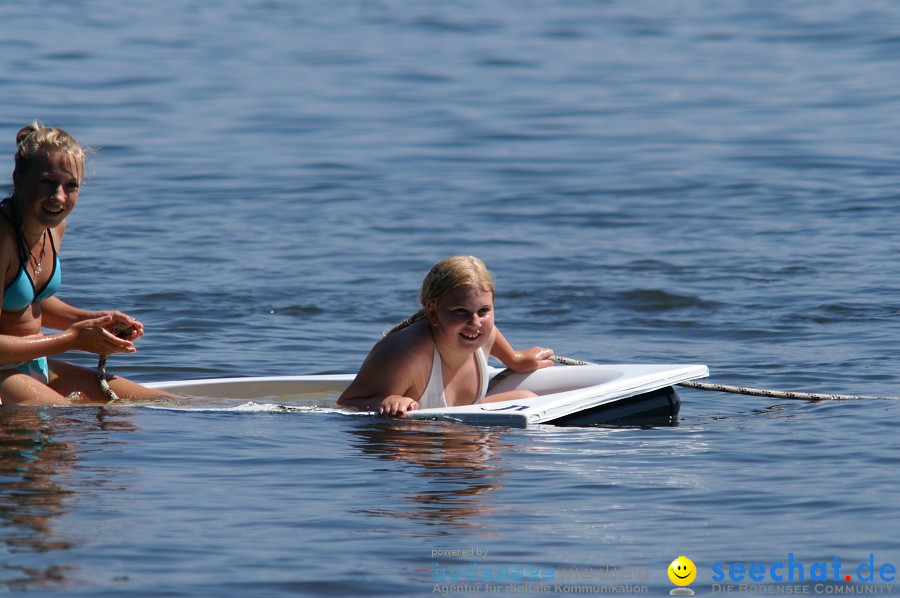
<box><xmin>13</xmin><ymin>152</ymin><xmax>82</xmax><ymax>230</ymax></box>
<box><xmin>427</xmin><ymin>285</ymin><xmax>495</xmax><ymax>353</ymax></box>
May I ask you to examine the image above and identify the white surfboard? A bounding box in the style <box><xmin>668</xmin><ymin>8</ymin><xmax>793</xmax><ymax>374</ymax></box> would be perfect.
<box><xmin>147</xmin><ymin>363</ymin><xmax>708</xmax><ymax>427</ymax></box>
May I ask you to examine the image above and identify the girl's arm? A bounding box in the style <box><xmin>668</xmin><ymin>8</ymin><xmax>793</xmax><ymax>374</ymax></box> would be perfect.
<box><xmin>337</xmin><ymin>335</ymin><xmax>424</xmax><ymax>416</ymax></box>
<box><xmin>489</xmin><ymin>329</ymin><xmax>554</xmax><ymax>373</ymax></box>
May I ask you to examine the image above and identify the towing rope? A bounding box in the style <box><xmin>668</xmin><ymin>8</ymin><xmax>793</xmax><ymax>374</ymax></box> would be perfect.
<box><xmin>675</xmin><ymin>380</ymin><xmax>894</xmax><ymax>401</ymax></box>
<box><xmin>493</xmin><ymin>355</ymin><xmax>897</xmax><ymax>402</ymax></box>
<box><xmin>97</xmin><ymin>323</ymin><xmax>140</xmax><ymax>403</ymax></box>
<box><xmin>98</xmin><ymin>355</ymin><xmax>120</xmax><ymax>402</ymax></box>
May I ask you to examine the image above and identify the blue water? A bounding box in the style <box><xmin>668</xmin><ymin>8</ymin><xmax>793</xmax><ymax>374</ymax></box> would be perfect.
<box><xmin>2</xmin><ymin>1</ymin><xmax>900</xmax><ymax>596</ymax></box>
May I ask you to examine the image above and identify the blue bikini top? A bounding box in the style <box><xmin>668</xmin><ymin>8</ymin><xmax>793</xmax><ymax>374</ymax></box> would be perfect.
<box><xmin>1</xmin><ymin>205</ymin><xmax>62</xmax><ymax>312</ymax></box>
<box><xmin>3</xmin><ymin>253</ymin><xmax>61</xmax><ymax>311</ymax></box>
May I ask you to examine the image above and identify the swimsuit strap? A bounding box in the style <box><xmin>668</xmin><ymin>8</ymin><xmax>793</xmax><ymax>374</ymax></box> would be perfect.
<box><xmin>419</xmin><ymin>344</ymin><xmax>446</xmax><ymax>409</ymax></box>
<box><xmin>46</xmin><ymin>224</ymin><xmax>58</xmax><ymax>259</ymax></box>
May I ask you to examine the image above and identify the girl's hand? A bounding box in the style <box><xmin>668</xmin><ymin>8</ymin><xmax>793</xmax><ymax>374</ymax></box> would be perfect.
<box><xmin>508</xmin><ymin>346</ymin><xmax>555</xmax><ymax>373</ymax></box>
<box><xmin>69</xmin><ymin>315</ymin><xmax>137</xmax><ymax>356</ymax></box>
<box><xmin>379</xmin><ymin>395</ymin><xmax>419</xmax><ymax>417</ymax></box>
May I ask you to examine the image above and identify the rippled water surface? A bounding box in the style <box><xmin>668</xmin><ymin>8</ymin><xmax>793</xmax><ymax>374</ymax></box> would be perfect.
<box><xmin>2</xmin><ymin>1</ymin><xmax>900</xmax><ymax>596</ymax></box>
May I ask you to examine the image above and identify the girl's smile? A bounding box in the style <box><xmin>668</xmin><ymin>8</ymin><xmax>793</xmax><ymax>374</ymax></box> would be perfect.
<box><xmin>427</xmin><ymin>285</ymin><xmax>495</xmax><ymax>352</ymax></box>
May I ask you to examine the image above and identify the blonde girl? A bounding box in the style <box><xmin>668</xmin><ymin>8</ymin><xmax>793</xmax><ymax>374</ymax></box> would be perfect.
<box><xmin>338</xmin><ymin>256</ymin><xmax>554</xmax><ymax>416</ymax></box>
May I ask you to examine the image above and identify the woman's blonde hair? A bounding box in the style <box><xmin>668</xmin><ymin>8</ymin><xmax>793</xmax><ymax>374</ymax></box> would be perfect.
<box><xmin>386</xmin><ymin>256</ymin><xmax>495</xmax><ymax>336</ymax></box>
<box><xmin>14</xmin><ymin>121</ymin><xmax>86</xmax><ymax>178</ymax></box>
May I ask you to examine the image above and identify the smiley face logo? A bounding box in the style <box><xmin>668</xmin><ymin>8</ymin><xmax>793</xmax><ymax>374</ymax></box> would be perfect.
<box><xmin>668</xmin><ymin>556</ymin><xmax>697</xmax><ymax>586</ymax></box>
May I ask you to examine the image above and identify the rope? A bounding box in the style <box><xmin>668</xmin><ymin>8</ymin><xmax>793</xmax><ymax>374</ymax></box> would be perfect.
<box><xmin>677</xmin><ymin>380</ymin><xmax>894</xmax><ymax>401</ymax></box>
<box><xmin>98</xmin><ymin>355</ymin><xmax>120</xmax><ymax>402</ymax></box>
<box><xmin>98</xmin><ymin>323</ymin><xmax>136</xmax><ymax>403</ymax></box>
<box><xmin>549</xmin><ymin>355</ymin><xmax>594</xmax><ymax>366</ymax></box>
<box><xmin>491</xmin><ymin>355</ymin><xmax>899</xmax><ymax>402</ymax></box>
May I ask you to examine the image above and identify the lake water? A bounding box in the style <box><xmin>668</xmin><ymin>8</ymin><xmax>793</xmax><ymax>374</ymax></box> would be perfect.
<box><xmin>2</xmin><ymin>1</ymin><xmax>900</xmax><ymax>596</ymax></box>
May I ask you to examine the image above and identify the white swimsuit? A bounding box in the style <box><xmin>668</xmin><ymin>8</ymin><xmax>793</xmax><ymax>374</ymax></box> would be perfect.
<box><xmin>417</xmin><ymin>345</ymin><xmax>490</xmax><ymax>410</ymax></box>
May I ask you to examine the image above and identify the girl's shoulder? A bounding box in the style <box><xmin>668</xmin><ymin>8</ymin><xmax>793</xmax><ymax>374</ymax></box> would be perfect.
<box><xmin>362</xmin><ymin>319</ymin><xmax>434</xmax><ymax>383</ymax></box>
<box><xmin>373</xmin><ymin>319</ymin><xmax>432</xmax><ymax>362</ymax></box>
<box><xmin>345</xmin><ymin>319</ymin><xmax>434</xmax><ymax>401</ymax></box>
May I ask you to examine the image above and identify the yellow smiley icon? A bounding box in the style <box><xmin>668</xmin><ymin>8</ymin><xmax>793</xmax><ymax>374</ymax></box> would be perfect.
<box><xmin>668</xmin><ymin>556</ymin><xmax>697</xmax><ymax>586</ymax></box>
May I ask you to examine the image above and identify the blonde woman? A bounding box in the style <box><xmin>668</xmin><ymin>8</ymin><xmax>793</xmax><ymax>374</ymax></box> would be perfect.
<box><xmin>0</xmin><ymin>123</ymin><xmax>172</xmax><ymax>405</ymax></box>
<box><xmin>338</xmin><ymin>256</ymin><xmax>554</xmax><ymax>416</ymax></box>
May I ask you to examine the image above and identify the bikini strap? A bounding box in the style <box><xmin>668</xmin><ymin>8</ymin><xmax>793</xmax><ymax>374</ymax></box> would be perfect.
<box><xmin>46</xmin><ymin>225</ymin><xmax>57</xmax><ymax>258</ymax></box>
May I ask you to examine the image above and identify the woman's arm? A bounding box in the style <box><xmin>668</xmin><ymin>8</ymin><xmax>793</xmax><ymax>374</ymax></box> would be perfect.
<box><xmin>0</xmin><ymin>314</ymin><xmax>136</xmax><ymax>365</ymax></box>
<box><xmin>39</xmin><ymin>296</ymin><xmax>143</xmax><ymax>339</ymax></box>
<box><xmin>0</xmin><ymin>229</ymin><xmax>129</xmax><ymax>364</ymax></box>
<box><xmin>38</xmin><ymin>296</ymin><xmax>95</xmax><ymax>329</ymax></box>
<box><xmin>30</xmin><ymin>222</ymin><xmax>143</xmax><ymax>337</ymax></box>
<box><xmin>489</xmin><ymin>329</ymin><xmax>554</xmax><ymax>372</ymax></box>
<box><xmin>0</xmin><ymin>328</ymin><xmax>80</xmax><ymax>365</ymax></box>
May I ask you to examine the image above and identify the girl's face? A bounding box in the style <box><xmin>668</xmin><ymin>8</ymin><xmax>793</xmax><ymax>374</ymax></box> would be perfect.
<box><xmin>13</xmin><ymin>152</ymin><xmax>82</xmax><ymax>230</ymax></box>
<box><xmin>426</xmin><ymin>285</ymin><xmax>495</xmax><ymax>353</ymax></box>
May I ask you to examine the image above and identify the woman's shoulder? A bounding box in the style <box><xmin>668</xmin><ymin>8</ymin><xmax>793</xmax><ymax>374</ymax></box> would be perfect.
<box><xmin>0</xmin><ymin>209</ymin><xmax>17</xmax><ymax>257</ymax></box>
<box><xmin>0</xmin><ymin>215</ymin><xmax>19</xmax><ymax>285</ymax></box>
<box><xmin>0</xmin><ymin>202</ymin><xmax>13</xmax><ymax>234</ymax></box>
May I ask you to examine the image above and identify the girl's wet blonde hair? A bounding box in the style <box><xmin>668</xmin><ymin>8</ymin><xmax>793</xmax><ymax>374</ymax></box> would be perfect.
<box><xmin>386</xmin><ymin>256</ymin><xmax>495</xmax><ymax>336</ymax></box>
<box><xmin>14</xmin><ymin>122</ymin><xmax>86</xmax><ymax>179</ymax></box>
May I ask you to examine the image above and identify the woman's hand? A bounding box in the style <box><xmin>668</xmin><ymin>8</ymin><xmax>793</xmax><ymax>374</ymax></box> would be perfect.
<box><xmin>68</xmin><ymin>315</ymin><xmax>138</xmax><ymax>356</ymax></box>
<box><xmin>507</xmin><ymin>346</ymin><xmax>555</xmax><ymax>373</ymax></box>
<box><xmin>93</xmin><ymin>311</ymin><xmax>145</xmax><ymax>340</ymax></box>
<box><xmin>379</xmin><ymin>395</ymin><xmax>419</xmax><ymax>417</ymax></box>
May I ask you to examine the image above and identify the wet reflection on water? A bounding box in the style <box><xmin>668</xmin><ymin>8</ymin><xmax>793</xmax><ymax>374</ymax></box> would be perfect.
<box><xmin>346</xmin><ymin>419</ymin><xmax>514</xmax><ymax>528</ymax></box>
<box><xmin>0</xmin><ymin>408</ymin><xmax>136</xmax><ymax>591</ymax></box>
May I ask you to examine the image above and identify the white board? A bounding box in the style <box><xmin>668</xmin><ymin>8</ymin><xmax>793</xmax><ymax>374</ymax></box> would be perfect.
<box><xmin>147</xmin><ymin>363</ymin><xmax>708</xmax><ymax>427</ymax></box>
